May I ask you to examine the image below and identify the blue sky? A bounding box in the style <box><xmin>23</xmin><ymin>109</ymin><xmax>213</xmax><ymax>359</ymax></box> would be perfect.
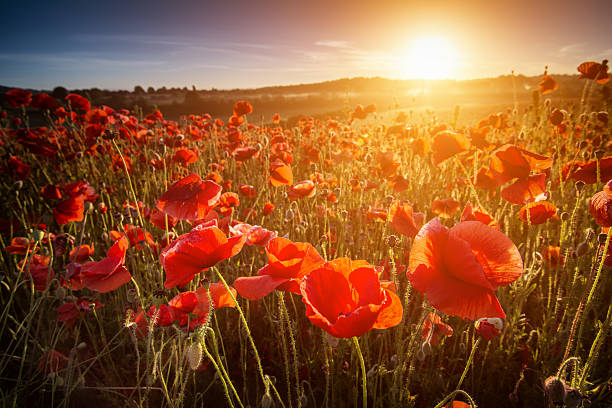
<box><xmin>1</xmin><ymin>0</ymin><xmax>611</xmax><ymax>90</ymax></box>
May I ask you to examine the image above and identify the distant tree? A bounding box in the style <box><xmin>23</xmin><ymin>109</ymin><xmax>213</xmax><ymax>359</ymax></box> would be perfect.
<box><xmin>157</xmin><ymin>86</ymin><xmax>167</xmax><ymax>93</ymax></box>
<box><xmin>52</xmin><ymin>86</ymin><xmax>68</xmax><ymax>99</ymax></box>
<box><xmin>134</xmin><ymin>85</ymin><xmax>145</xmax><ymax>94</ymax></box>
<box><xmin>192</xmin><ymin>85</ymin><xmax>197</xmax><ymax>91</ymax></box>
<box><xmin>147</xmin><ymin>86</ymin><xmax>155</xmax><ymax>94</ymax></box>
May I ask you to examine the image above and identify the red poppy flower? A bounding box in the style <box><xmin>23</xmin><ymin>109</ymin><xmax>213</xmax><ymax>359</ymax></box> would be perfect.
<box><xmin>563</xmin><ymin>157</ymin><xmax>612</xmax><ymax>184</ymax></box>
<box><xmin>31</xmin><ymin>93</ymin><xmax>58</xmax><ymax>110</ymax></box>
<box><xmin>5</xmin><ymin>237</ymin><xmax>35</xmax><ymax>255</ymax></box>
<box><xmin>475</xmin><ymin>318</ymin><xmax>502</xmax><ymax>340</ymax></box>
<box><xmin>59</xmin><ymin>181</ymin><xmax>98</xmax><ymax>201</ymax></box>
<box><xmin>7</xmin><ymin>156</ymin><xmax>31</xmax><ymax>180</ymax></box>
<box><xmin>539</xmin><ymin>75</ymin><xmax>558</xmax><ymax>94</ymax></box>
<box><xmin>518</xmin><ymin>201</ymin><xmax>557</xmax><ymax>225</ymax></box>
<box><xmin>577</xmin><ymin>60</ymin><xmax>610</xmax><ymax>84</ymax></box>
<box><xmin>156</xmin><ymin>173</ymin><xmax>222</xmax><ymax>221</ymax></box>
<box><xmin>589</xmin><ymin>180</ymin><xmax>612</xmax><ymax>227</ymax></box>
<box><xmin>272</xmin><ymin>113</ymin><xmax>280</xmax><ymax>123</ymax></box>
<box><xmin>501</xmin><ymin>173</ymin><xmax>548</xmax><ymax>205</ymax></box>
<box><xmin>161</xmin><ymin>222</ymin><xmax>246</xmax><ymax>289</ymax></box>
<box><xmin>41</xmin><ymin>184</ymin><xmax>62</xmax><ymax>200</ymax></box>
<box><xmin>389</xmin><ymin>200</ymin><xmax>423</xmax><ymax>239</ymax></box>
<box><xmin>269</xmin><ymin>162</ymin><xmax>293</xmax><ymax>186</ymax></box>
<box><xmin>408</xmin><ymin>219</ymin><xmax>523</xmax><ymax>320</ymax></box>
<box><xmin>173</xmin><ymin>148</ymin><xmax>198</xmax><ymax>166</ymax></box>
<box><xmin>288</xmin><ymin>180</ymin><xmax>316</xmax><ymax>200</ymax></box>
<box><xmin>300</xmin><ymin>258</ymin><xmax>403</xmax><ymax>338</ymax></box>
<box><xmin>53</xmin><ymin>196</ymin><xmax>85</xmax><ymax>225</ymax></box>
<box><xmin>230</xmin><ymin>223</ymin><xmax>277</xmax><ymax>247</ymax></box>
<box><xmin>234</xmin><ymin>237</ymin><xmax>324</xmax><ymax>300</ymax></box>
<box><xmin>21</xmin><ymin>254</ymin><xmax>54</xmax><ymax>291</ymax></box>
<box><xmin>460</xmin><ymin>203</ymin><xmax>499</xmax><ymax>230</ymax></box>
<box><xmin>65</xmin><ymin>93</ymin><xmax>91</xmax><ymax>111</ymax></box>
<box><xmin>5</xmin><ymin>89</ymin><xmax>32</xmax><ymax>107</ymax></box>
<box><xmin>542</xmin><ymin>245</ymin><xmax>564</xmax><ymax>268</ymax></box>
<box><xmin>56</xmin><ymin>297</ymin><xmax>104</xmax><ymax>327</ymax></box>
<box><xmin>39</xmin><ymin>350</ymin><xmax>68</xmax><ymax>374</ymax></box>
<box><xmin>263</xmin><ymin>202</ymin><xmax>275</xmax><ymax>216</ymax></box>
<box><xmin>432</xmin><ymin>131</ymin><xmax>471</xmax><ymax>165</ymax></box>
<box><xmin>421</xmin><ymin>312</ymin><xmax>454</xmax><ymax>345</ymax></box>
<box><xmin>75</xmin><ymin>236</ymin><xmax>131</xmax><ymax>293</ymax></box>
<box><xmin>367</xmin><ymin>206</ymin><xmax>388</xmax><ymax>222</ymax></box>
<box><xmin>489</xmin><ymin>144</ymin><xmax>552</xmax><ymax>185</ymax></box>
<box><xmin>432</xmin><ymin>198</ymin><xmax>461</xmax><ymax>218</ymax></box>
<box><xmin>234</xmin><ymin>146</ymin><xmax>259</xmax><ymax>162</ymax></box>
<box><xmin>233</xmin><ymin>100</ymin><xmax>253</xmax><ymax>116</ymax></box>
<box><xmin>216</xmin><ymin>192</ymin><xmax>240</xmax><ymax>216</ymax></box>
<box><xmin>238</xmin><ymin>184</ymin><xmax>256</xmax><ymax>198</ymax></box>
<box><xmin>150</xmin><ymin>208</ymin><xmax>178</xmax><ymax>230</ymax></box>
<box><xmin>69</xmin><ymin>244</ymin><xmax>94</xmax><ymax>263</ymax></box>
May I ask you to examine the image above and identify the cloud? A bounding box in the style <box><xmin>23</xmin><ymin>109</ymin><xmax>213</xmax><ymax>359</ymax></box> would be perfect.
<box><xmin>314</xmin><ymin>40</ymin><xmax>353</xmax><ymax>49</ymax></box>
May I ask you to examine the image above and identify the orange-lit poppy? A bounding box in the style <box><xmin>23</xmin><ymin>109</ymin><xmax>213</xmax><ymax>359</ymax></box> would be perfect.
<box><xmin>518</xmin><ymin>201</ymin><xmax>557</xmax><ymax>225</ymax></box>
<box><xmin>542</xmin><ymin>245</ymin><xmax>564</xmax><ymax>268</ymax></box>
<box><xmin>53</xmin><ymin>196</ymin><xmax>85</xmax><ymax>225</ymax></box>
<box><xmin>301</xmin><ymin>258</ymin><xmax>402</xmax><ymax>338</ymax></box>
<box><xmin>432</xmin><ymin>198</ymin><xmax>461</xmax><ymax>218</ymax></box>
<box><xmin>263</xmin><ymin>202</ymin><xmax>275</xmax><ymax>216</ymax></box>
<box><xmin>421</xmin><ymin>313</ymin><xmax>454</xmax><ymax>345</ymax></box>
<box><xmin>234</xmin><ymin>237</ymin><xmax>324</xmax><ymax>299</ymax></box>
<box><xmin>288</xmin><ymin>180</ymin><xmax>316</xmax><ymax>200</ymax></box>
<box><xmin>500</xmin><ymin>173</ymin><xmax>548</xmax><ymax>205</ymax></box>
<box><xmin>69</xmin><ymin>244</ymin><xmax>95</xmax><ymax>263</ymax></box>
<box><xmin>389</xmin><ymin>200</ymin><xmax>423</xmax><ymax>239</ymax></box>
<box><xmin>489</xmin><ymin>144</ymin><xmax>553</xmax><ymax>185</ymax></box>
<box><xmin>269</xmin><ymin>162</ymin><xmax>293</xmax><ymax>186</ymax></box>
<box><xmin>408</xmin><ymin>219</ymin><xmax>523</xmax><ymax>319</ymax></box>
<box><xmin>160</xmin><ymin>222</ymin><xmax>246</xmax><ymax>289</ymax></box>
<box><xmin>238</xmin><ymin>184</ymin><xmax>256</xmax><ymax>198</ymax></box>
<box><xmin>156</xmin><ymin>173</ymin><xmax>222</xmax><ymax>221</ymax></box>
<box><xmin>460</xmin><ymin>203</ymin><xmax>499</xmax><ymax>230</ymax></box>
<box><xmin>589</xmin><ymin>180</ymin><xmax>612</xmax><ymax>227</ymax></box>
<box><xmin>233</xmin><ymin>100</ymin><xmax>253</xmax><ymax>116</ymax></box>
<box><xmin>563</xmin><ymin>157</ymin><xmax>612</xmax><ymax>184</ymax></box>
<box><xmin>538</xmin><ymin>71</ymin><xmax>558</xmax><ymax>94</ymax></box>
<box><xmin>432</xmin><ymin>131</ymin><xmax>470</xmax><ymax>165</ymax></box>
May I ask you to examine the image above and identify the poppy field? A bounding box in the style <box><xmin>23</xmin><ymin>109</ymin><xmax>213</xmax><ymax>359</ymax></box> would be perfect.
<box><xmin>1</xmin><ymin>61</ymin><xmax>612</xmax><ymax>408</ymax></box>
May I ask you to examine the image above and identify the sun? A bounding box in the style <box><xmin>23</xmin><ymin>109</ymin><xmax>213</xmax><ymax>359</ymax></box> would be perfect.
<box><xmin>399</xmin><ymin>36</ymin><xmax>458</xmax><ymax>80</ymax></box>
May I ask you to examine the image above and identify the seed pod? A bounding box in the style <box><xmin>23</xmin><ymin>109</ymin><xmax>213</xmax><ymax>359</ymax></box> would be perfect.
<box><xmin>575</xmin><ymin>181</ymin><xmax>586</xmax><ymax>194</ymax></box>
<box><xmin>260</xmin><ymin>392</ymin><xmax>273</xmax><ymax>408</ymax></box>
<box><xmin>576</xmin><ymin>241</ymin><xmax>589</xmax><ymax>257</ymax></box>
<box><xmin>385</xmin><ymin>235</ymin><xmax>399</xmax><ymax>248</ymax></box>
<box><xmin>563</xmin><ymin>387</ymin><xmax>582</xmax><ymax>408</ymax></box>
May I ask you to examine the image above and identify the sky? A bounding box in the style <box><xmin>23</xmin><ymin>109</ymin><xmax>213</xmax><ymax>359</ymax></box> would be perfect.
<box><xmin>1</xmin><ymin>0</ymin><xmax>611</xmax><ymax>90</ymax></box>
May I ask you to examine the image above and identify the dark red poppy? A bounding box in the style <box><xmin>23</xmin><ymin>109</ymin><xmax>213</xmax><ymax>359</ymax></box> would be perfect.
<box><xmin>432</xmin><ymin>131</ymin><xmax>471</xmax><ymax>165</ymax></box>
<box><xmin>238</xmin><ymin>184</ymin><xmax>256</xmax><ymax>198</ymax></box>
<box><xmin>53</xmin><ymin>196</ymin><xmax>85</xmax><ymax>225</ymax></box>
<box><xmin>59</xmin><ymin>181</ymin><xmax>98</xmax><ymax>201</ymax></box>
<box><xmin>5</xmin><ymin>89</ymin><xmax>32</xmax><ymax>107</ymax></box>
<box><xmin>7</xmin><ymin>156</ymin><xmax>31</xmax><ymax>180</ymax></box>
<box><xmin>156</xmin><ymin>173</ymin><xmax>222</xmax><ymax>221</ymax></box>
<box><xmin>65</xmin><ymin>93</ymin><xmax>91</xmax><ymax>111</ymax></box>
<box><xmin>263</xmin><ymin>202</ymin><xmax>275</xmax><ymax>216</ymax></box>
<box><xmin>233</xmin><ymin>146</ymin><xmax>259</xmax><ymax>162</ymax></box>
<box><xmin>542</xmin><ymin>245</ymin><xmax>564</xmax><ymax>268</ymax></box>
<box><xmin>589</xmin><ymin>180</ymin><xmax>612</xmax><ymax>227</ymax></box>
<box><xmin>39</xmin><ymin>350</ymin><xmax>68</xmax><ymax>374</ymax></box>
<box><xmin>31</xmin><ymin>93</ymin><xmax>58</xmax><ymax>110</ymax></box>
<box><xmin>421</xmin><ymin>312</ymin><xmax>454</xmax><ymax>345</ymax></box>
<box><xmin>234</xmin><ymin>237</ymin><xmax>324</xmax><ymax>300</ymax></box>
<box><xmin>161</xmin><ymin>222</ymin><xmax>246</xmax><ymax>289</ymax></box>
<box><xmin>408</xmin><ymin>219</ymin><xmax>523</xmax><ymax>319</ymax></box>
<box><xmin>563</xmin><ymin>157</ymin><xmax>612</xmax><ymax>184</ymax></box>
<box><xmin>56</xmin><ymin>297</ymin><xmax>104</xmax><ymax>327</ymax></box>
<box><xmin>539</xmin><ymin>75</ymin><xmax>558</xmax><ymax>94</ymax></box>
<box><xmin>41</xmin><ymin>184</ymin><xmax>62</xmax><ymax>200</ymax></box>
<box><xmin>74</xmin><ymin>236</ymin><xmax>131</xmax><ymax>293</ymax></box>
<box><xmin>501</xmin><ymin>173</ymin><xmax>548</xmax><ymax>205</ymax></box>
<box><xmin>301</xmin><ymin>258</ymin><xmax>403</xmax><ymax>338</ymax></box>
<box><xmin>389</xmin><ymin>200</ymin><xmax>423</xmax><ymax>239</ymax></box>
<box><xmin>21</xmin><ymin>254</ymin><xmax>54</xmax><ymax>291</ymax></box>
<box><xmin>518</xmin><ymin>201</ymin><xmax>557</xmax><ymax>225</ymax></box>
<box><xmin>233</xmin><ymin>100</ymin><xmax>253</xmax><ymax>116</ymax></box>
<box><xmin>216</xmin><ymin>192</ymin><xmax>240</xmax><ymax>216</ymax></box>
<box><xmin>577</xmin><ymin>60</ymin><xmax>610</xmax><ymax>84</ymax></box>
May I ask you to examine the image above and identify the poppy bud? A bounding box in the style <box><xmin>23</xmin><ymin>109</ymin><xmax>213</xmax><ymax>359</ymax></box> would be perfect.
<box><xmin>550</xmin><ymin>108</ymin><xmax>564</xmax><ymax>126</ymax></box>
<box><xmin>543</xmin><ymin>376</ymin><xmax>566</xmax><ymax>404</ymax></box>
<box><xmin>32</xmin><ymin>229</ymin><xmax>45</xmax><ymax>243</ymax></box>
<box><xmin>575</xmin><ymin>181</ymin><xmax>586</xmax><ymax>194</ymax></box>
<box><xmin>260</xmin><ymin>392</ymin><xmax>273</xmax><ymax>408</ymax></box>
<box><xmin>186</xmin><ymin>342</ymin><xmax>203</xmax><ymax>370</ymax></box>
<box><xmin>599</xmin><ymin>233</ymin><xmax>608</xmax><ymax>244</ymax></box>
<box><xmin>385</xmin><ymin>195</ymin><xmax>395</xmax><ymax>204</ymax></box>
<box><xmin>84</xmin><ymin>201</ymin><xmax>94</xmax><ymax>213</ymax></box>
<box><xmin>177</xmin><ymin>134</ymin><xmax>184</xmax><ymax>141</ymax></box>
<box><xmin>285</xmin><ymin>209</ymin><xmax>294</xmax><ymax>220</ymax></box>
<box><xmin>560</xmin><ymin>212</ymin><xmax>570</xmax><ymax>221</ymax></box>
<box><xmin>575</xmin><ymin>241</ymin><xmax>589</xmax><ymax>257</ymax></box>
<box><xmin>585</xmin><ymin>228</ymin><xmax>595</xmax><ymax>241</ymax></box>
<box><xmin>421</xmin><ymin>341</ymin><xmax>432</xmax><ymax>357</ymax></box>
<box><xmin>76</xmin><ymin>342</ymin><xmax>87</xmax><ymax>351</ymax></box>
<box><xmin>595</xmin><ymin>149</ymin><xmax>605</xmax><ymax>159</ymax></box>
<box><xmin>475</xmin><ymin>318</ymin><xmax>502</xmax><ymax>340</ymax></box>
<box><xmin>13</xmin><ymin>180</ymin><xmax>23</xmax><ymax>191</ymax></box>
<box><xmin>299</xmin><ymin>392</ymin><xmax>308</xmax><ymax>407</ymax></box>
<box><xmin>416</xmin><ymin>348</ymin><xmax>426</xmax><ymax>361</ymax></box>
<box><xmin>126</xmin><ymin>288</ymin><xmax>137</xmax><ymax>303</ymax></box>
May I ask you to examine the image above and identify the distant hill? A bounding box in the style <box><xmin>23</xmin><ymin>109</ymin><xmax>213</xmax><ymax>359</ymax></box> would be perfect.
<box><xmin>1</xmin><ymin>74</ymin><xmax>609</xmax><ymax>124</ymax></box>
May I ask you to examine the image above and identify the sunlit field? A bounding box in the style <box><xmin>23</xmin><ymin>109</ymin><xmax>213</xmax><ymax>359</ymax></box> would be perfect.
<box><xmin>1</xmin><ymin>60</ymin><xmax>611</xmax><ymax>408</ymax></box>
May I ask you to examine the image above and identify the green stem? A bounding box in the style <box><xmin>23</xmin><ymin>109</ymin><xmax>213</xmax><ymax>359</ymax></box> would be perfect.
<box><xmin>457</xmin><ymin>338</ymin><xmax>481</xmax><ymax>391</ymax></box>
<box><xmin>352</xmin><ymin>337</ymin><xmax>367</xmax><ymax>408</ymax></box>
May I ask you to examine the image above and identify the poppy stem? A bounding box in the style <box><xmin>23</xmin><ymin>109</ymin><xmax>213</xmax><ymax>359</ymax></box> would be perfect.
<box><xmin>351</xmin><ymin>337</ymin><xmax>367</xmax><ymax>408</ymax></box>
<box><xmin>433</xmin><ymin>389</ymin><xmax>477</xmax><ymax>408</ymax></box>
<box><xmin>456</xmin><ymin>338</ymin><xmax>480</xmax><ymax>391</ymax></box>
